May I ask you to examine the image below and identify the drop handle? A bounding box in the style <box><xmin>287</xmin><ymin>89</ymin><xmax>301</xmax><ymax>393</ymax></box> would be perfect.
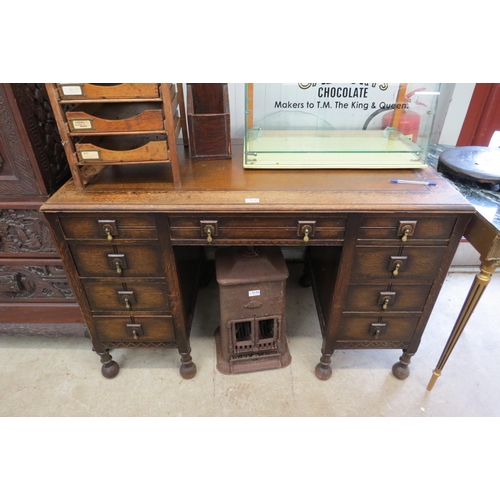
<box><xmin>392</xmin><ymin>262</ymin><xmax>401</xmax><ymax>276</ymax></box>
<box><xmin>401</xmin><ymin>225</ymin><xmax>412</xmax><ymax>242</ymax></box>
<box><xmin>115</xmin><ymin>261</ymin><xmax>122</xmax><ymax>274</ymax></box>
<box><xmin>373</xmin><ymin>328</ymin><xmax>381</xmax><ymax>340</ymax></box>
<box><xmin>301</xmin><ymin>225</ymin><xmax>312</xmax><ymax>243</ymax></box>
<box><xmin>105</xmin><ymin>227</ymin><xmax>113</xmax><ymax>241</ymax></box>
<box><xmin>132</xmin><ymin>329</ymin><xmax>138</xmax><ymax>340</ymax></box>
<box><xmin>124</xmin><ymin>298</ymin><xmax>131</xmax><ymax>310</ymax></box>
<box><xmin>204</xmin><ymin>225</ymin><xmax>214</xmax><ymax>243</ymax></box>
<box><xmin>382</xmin><ymin>297</ymin><xmax>390</xmax><ymax>310</ymax></box>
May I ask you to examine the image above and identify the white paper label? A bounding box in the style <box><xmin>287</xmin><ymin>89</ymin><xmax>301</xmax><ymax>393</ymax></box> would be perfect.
<box><xmin>71</xmin><ymin>119</ymin><xmax>92</xmax><ymax>130</ymax></box>
<box><xmin>245</xmin><ymin>198</ymin><xmax>260</xmax><ymax>203</ymax></box>
<box><xmin>248</xmin><ymin>290</ymin><xmax>261</xmax><ymax>297</ymax></box>
<box><xmin>61</xmin><ymin>85</ymin><xmax>83</xmax><ymax>96</ymax></box>
<box><xmin>80</xmin><ymin>150</ymin><xmax>100</xmax><ymax>160</ymax></box>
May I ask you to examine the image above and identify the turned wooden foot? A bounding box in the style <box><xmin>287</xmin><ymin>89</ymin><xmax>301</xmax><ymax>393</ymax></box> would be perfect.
<box><xmin>315</xmin><ymin>353</ymin><xmax>333</xmax><ymax>380</ymax></box>
<box><xmin>179</xmin><ymin>351</ymin><xmax>197</xmax><ymax>379</ymax></box>
<box><xmin>392</xmin><ymin>351</ymin><xmax>413</xmax><ymax>380</ymax></box>
<box><xmin>97</xmin><ymin>350</ymin><xmax>120</xmax><ymax>379</ymax></box>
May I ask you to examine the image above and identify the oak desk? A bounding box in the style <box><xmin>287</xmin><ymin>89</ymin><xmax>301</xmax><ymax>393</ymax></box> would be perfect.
<box><xmin>41</xmin><ymin>142</ymin><xmax>474</xmax><ymax>380</ymax></box>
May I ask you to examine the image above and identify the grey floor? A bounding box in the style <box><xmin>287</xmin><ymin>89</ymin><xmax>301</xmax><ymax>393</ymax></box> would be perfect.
<box><xmin>1</xmin><ymin>263</ymin><xmax>499</xmax><ymax>417</ymax></box>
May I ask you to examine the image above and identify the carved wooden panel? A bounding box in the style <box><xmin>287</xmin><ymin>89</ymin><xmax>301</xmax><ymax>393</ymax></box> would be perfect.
<box><xmin>10</xmin><ymin>83</ymin><xmax>69</xmax><ymax>193</ymax></box>
<box><xmin>0</xmin><ymin>209</ymin><xmax>56</xmax><ymax>254</ymax></box>
<box><xmin>0</xmin><ymin>84</ymin><xmax>69</xmax><ymax>198</ymax></box>
<box><xmin>0</xmin><ymin>85</ymin><xmax>40</xmax><ymax>196</ymax></box>
<box><xmin>0</xmin><ymin>323</ymin><xmax>88</xmax><ymax>337</ymax></box>
<box><xmin>0</xmin><ymin>263</ymin><xmax>74</xmax><ymax>300</ymax></box>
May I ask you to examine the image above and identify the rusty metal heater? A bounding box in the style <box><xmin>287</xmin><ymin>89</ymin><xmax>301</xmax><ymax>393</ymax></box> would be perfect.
<box><xmin>214</xmin><ymin>246</ymin><xmax>291</xmax><ymax>374</ymax></box>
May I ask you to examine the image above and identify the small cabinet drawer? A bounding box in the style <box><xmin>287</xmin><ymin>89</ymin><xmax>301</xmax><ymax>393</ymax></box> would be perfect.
<box><xmin>82</xmin><ymin>279</ymin><xmax>170</xmax><ymax>312</ymax></box>
<box><xmin>358</xmin><ymin>215</ymin><xmax>457</xmax><ymax>242</ymax></box>
<box><xmin>66</xmin><ymin>103</ymin><xmax>164</xmax><ymax>133</ymax></box>
<box><xmin>75</xmin><ymin>136</ymin><xmax>169</xmax><ymax>164</ymax></box>
<box><xmin>59</xmin><ymin>215</ymin><xmax>157</xmax><ymax>240</ymax></box>
<box><xmin>93</xmin><ymin>315</ymin><xmax>176</xmax><ymax>343</ymax></box>
<box><xmin>69</xmin><ymin>243</ymin><xmax>164</xmax><ymax>277</ymax></box>
<box><xmin>169</xmin><ymin>215</ymin><xmax>346</xmax><ymax>243</ymax></box>
<box><xmin>344</xmin><ymin>284</ymin><xmax>432</xmax><ymax>312</ymax></box>
<box><xmin>337</xmin><ymin>314</ymin><xmax>420</xmax><ymax>342</ymax></box>
<box><xmin>350</xmin><ymin>246</ymin><xmax>448</xmax><ymax>281</ymax></box>
<box><xmin>57</xmin><ymin>83</ymin><xmax>160</xmax><ymax>100</ymax></box>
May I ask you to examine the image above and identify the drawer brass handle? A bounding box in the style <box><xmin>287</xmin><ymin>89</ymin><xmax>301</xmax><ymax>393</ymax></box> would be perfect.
<box><xmin>115</xmin><ymin>261</ymin><xmax>122</xmax><ymax>274</ymax></box>
<box><xmin>392</xmin><ymin>262</ymin><xmax>401</xmax><ymax>276</ymax></box>
<box><xmin>401</xmin><ymin>225</ymin><xmax>412</xmax><ymax>242</ymax></box>
<box><xmin>382</xmin><ymin>297</ymin><xmax>390</xmax><ymax>310</ymax></box>
<box><xmin>373</xmin><ymin>328</ymin><xmax>381</xmax><ymax>340</ymax></box>
<box><xmin>204</xmin><ymin>225</ymin><xmax>214</xmax><ymax>243</ymax></box>
<box><xmin>132</xmin><ymin>329</ymin><xmax>138</xmax><ymax>340</ymax></box>
<box><xmin>105</xmin><ymin>227</ymin><xmax>113</xmax><ymax>241</ymax></box>
<box><xmin>301</xmin><ymin>224</ymin><xmax>313</xmax><ymax>243</ymax></box>
<box><xmin>124</xmin><ymin>297</ymin><xmax>131</xmax><ymax>310</ymax></box>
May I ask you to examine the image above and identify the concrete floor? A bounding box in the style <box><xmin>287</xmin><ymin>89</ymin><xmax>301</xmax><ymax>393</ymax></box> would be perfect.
<box><xmin>1</xmin><ymin>263</ymin><xmax>499</xmax><ymax>417</ymax></box>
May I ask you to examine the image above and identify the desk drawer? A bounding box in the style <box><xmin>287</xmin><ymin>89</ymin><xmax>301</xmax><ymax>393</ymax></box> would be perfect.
<box><xmin>358</xmin><ymin>215</ymin><xmax>457</xmax><ymax>242</ymax></box>
<box><xmin>344</xmin><ymin>284</ymin><xmax>432</xmax><ymax>312</ymax></box>
<box><xmin>60</xmin><ymin>214</ymin><xmax>157</xmax><ymax>241</ymax></box>
<box><xmin>57</xmin><ymin>83</ymin><xmax>160</xmax><ymax>100</ymax></box>
<box><xmin>69</xmin><ymin>243</ymin><xmax>164</xmax><ymax>277</ymax></box>
<box><xmin>350</xmin><ymin>246</ymin><xmax>448</xmax><ymax>281</ymax></box>
<box><xmin>82</xmin><ymin>279</ymin><xmax>170</xmax><ymax>313</ymax></box>
<box><xmin>337</xmin><ymin>314</ymin><xmax>420</xmax><ymax>343</ymax></box>
<box><xmin>66</xmin><ymin>103</ymin><xmax>164</xmax><ymax>133</ymax></box>
<box><xmin>169</xmin><ymin>215</ymin><xmax>346</xmax><ymax>243</ymax></box>
<box><xmin>93</xmin><ymin>315</ymin><xmax>176</xmax><ymax>343</ymax></box>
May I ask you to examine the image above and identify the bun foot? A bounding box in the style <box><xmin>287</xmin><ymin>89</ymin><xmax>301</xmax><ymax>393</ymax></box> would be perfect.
<box><xmin>315</xmin><ymin>353</ymin><xmax>332</xmax><ymax>380</ymax></box>
<box><xmin>392</xmin><ymin>352</ymin><xmax>413</xmax><ymax>380</ymax></box>
<box><xmin>98</xmin><ymin>350</ymin><xmax>120</xmax><ymax>379</ymax></box>
<box><xmin>180</xmin><ymin>352</ymin><xmax>197</xmax><ymax>379</ymax></box>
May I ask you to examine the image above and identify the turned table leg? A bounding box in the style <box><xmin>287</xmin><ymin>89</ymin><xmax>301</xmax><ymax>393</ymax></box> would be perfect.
<box><xmin>179</xmin><ymin>350</ymin><xmax>197</xmax><ymax>379</ymax></box>
<box><xmin>427</xmin><ymin>259</ymin><xmax>498</xmax><ymax>391</ymax></box>
<box><xmin>97</xmin><ymin>350</ymin><xmax>120</xmax><ymax>379</ymax></box>
<box><xmin>315</xmin><ymin>351</ymin><xmax>333</xmax><ymax>380</ymax></box>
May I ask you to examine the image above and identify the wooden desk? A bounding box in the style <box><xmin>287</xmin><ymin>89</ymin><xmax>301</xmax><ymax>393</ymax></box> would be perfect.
<box><xmin>41</xmin><ymin>142</ymin><xmax>474</xmax><ymax>380</ymax></box>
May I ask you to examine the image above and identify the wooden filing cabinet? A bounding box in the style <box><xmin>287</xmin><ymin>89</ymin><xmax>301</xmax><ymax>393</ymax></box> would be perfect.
<box><xmin>45</xmin><ymin>83</ymin><xmax>188</xmax><ymax>190</ymax></box>
<box><xmin>41</xmin><ymin>142</ymin><xmax>474</xmax><ymax>380</ymax></box>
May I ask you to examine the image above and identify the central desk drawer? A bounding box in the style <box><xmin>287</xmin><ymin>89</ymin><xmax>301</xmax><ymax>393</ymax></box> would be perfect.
<box><xmin>169</xmin><ymin>215</ymin><xmax>346</xmax><ymax>243</ymax></box>
<box><xmin>350</xmin><ymin>246</ymin><xmax>448</xmax><ymax>281</ymax></box>
<box><xmin>69</xmin><ymin>243</ymin><xmax>164</xmax><ymax>277</ymax></box>
<box><xmin>93</xmin><ymin>315</ymin><xmax>176</xmax><ymax>343</ymax></box>
<box><xmin>82</xmin><ymin>279</ymin><xmax>170</xmax><ymax>312</ymax></box>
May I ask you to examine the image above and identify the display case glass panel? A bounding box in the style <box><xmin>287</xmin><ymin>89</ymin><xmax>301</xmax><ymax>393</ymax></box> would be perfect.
<box><xmin>244</xmin><ymin>83</ymin><xmax>441</xmax><ymax>169</ymax></box>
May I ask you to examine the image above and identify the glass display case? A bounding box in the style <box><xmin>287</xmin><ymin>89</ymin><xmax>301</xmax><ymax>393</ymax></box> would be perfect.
<box><xmin>244</xmin><ymin>83</ymin><xmax>441</xmax><ymax>169</ymax></box>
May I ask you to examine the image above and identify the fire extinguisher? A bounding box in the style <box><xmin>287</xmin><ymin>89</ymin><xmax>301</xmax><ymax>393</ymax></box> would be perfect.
<box><xmin>381</xmin><ymin>87</ymin><xmax>426</xmax><ymax>142</ymax></box>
